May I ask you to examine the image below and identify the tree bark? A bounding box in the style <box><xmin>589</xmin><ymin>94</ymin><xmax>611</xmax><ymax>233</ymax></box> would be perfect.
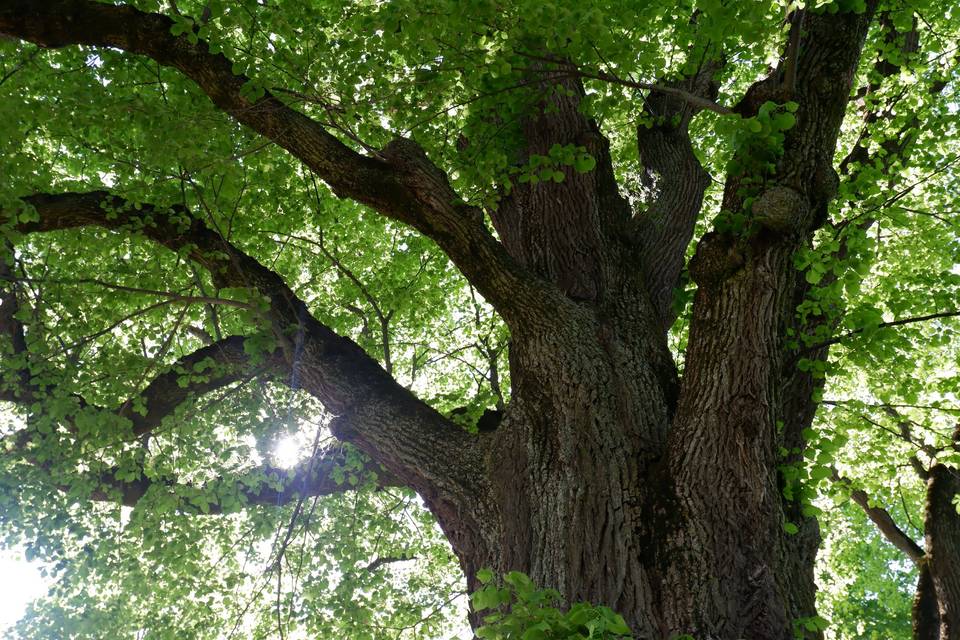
<box><xmin>915</xmin><ymin>563</ymin><xmax>941</xmax><ymax>640</ymax></box>
<box><xmin>925</xmin><ymin>464</ymin><xmax>960</xmax><ymax>640</ymax></box>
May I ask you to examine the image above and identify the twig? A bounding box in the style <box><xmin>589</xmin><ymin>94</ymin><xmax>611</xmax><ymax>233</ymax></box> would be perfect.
<box><xmin>802</xmin><ymin>309</ymin><xmax>960</xmax><ymax>352</ymax></box>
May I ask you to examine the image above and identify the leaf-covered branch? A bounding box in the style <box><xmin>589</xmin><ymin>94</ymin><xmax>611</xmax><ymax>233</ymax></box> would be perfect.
<box><xmin>92</xmin><ymin>451</ymin><xmax>402</xmax><ymax>512</ymax></box>
<box><xmin>123</xmin><ymin>335</ymin><xmax>282</xmax><ymax>438</ymax></box>
<box><xmin>0</xmin><ymin>0</ymin><xmax>559</xmax><ymax>324</ymax></box>
<box><xmin>3</xmin><ymin>190</ymin><xmax>494</xmax><ymax>532</ymax></box>
<box><xmin>803</xmin><ymin>309</ymin><xmax>960</xmax><ymax>353</ymax></box>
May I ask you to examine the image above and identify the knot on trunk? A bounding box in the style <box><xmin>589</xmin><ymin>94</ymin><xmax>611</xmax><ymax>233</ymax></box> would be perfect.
<box><xmin>381</xmin><ymin>137</ymin><xmax>436</xmax><ymax>172</ymax></box>
<box><xmin>752</xmin><ymin>185</ymin><xmax>809</xmax><ymax>235</ymax></box>
<box><xmin>688</xmin><ymin>231</ymin><xmax>746</xmax><ymax>287</ymax></box>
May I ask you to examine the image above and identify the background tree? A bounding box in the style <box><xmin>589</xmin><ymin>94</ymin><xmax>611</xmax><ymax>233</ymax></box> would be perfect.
<box><xmin>0</xmin><ymin>0</ymin><xmax>958</xmax><ymax>639</ymax></box>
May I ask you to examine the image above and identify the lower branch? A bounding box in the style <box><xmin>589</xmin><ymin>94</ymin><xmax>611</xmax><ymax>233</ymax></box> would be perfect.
<box><xmin>3</xmin><ymin>191</ymin><xmax>495</xmax><ymax>548</ymax></box>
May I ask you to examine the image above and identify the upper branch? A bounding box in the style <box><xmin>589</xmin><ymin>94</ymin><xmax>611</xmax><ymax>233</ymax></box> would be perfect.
<box><xmin>634</xmin><ymin>59</ymin><xmax>721</xmax><ymax>332</ymax></box>
<box><xmin>0</xmin><ymin>0</ymin><xmax>555</xmax><ymax>325</ymax></box>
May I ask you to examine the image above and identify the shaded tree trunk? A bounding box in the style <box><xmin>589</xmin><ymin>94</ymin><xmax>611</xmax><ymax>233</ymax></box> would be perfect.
<box><xmin>924</xmin><ymin>464</ymin><xmax>960</xmax><ymax>640</ymax></box>
<box><xmin>915</xmin><ymin>563</ymin><xmax>941</xmax><ymax>640</ymax></box>
<box><xmin>420</xmin><ymin>9</ymin><xmax>878</xmax><ymax>638</ymax></box>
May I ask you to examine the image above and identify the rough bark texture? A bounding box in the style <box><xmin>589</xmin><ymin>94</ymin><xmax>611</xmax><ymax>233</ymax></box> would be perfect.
<box><xmin>634</xmin><ymin>62</ymin><xmax>719</xmax><ymax>333</ymax></box>
<box><xmin>915</xmin><ymin>563</ymin><xmax>941</xmax><ymax>640</ymax></box>
<box><xmin>0</xmin><ymin>2</ymin><xmax>925</xmax><ymax>640</ymax></box>
<box><xmin>926</xmin><ymin>465</ymin><xmax>960</xmax><ymax>640</ymax></box>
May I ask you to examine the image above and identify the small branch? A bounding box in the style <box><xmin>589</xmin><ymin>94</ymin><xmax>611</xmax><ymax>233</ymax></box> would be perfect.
<box><xmin>513</xmin><ymin>51</ymin><xmax>733</xmax><ymax>115</ymax></box>
<box><xmin>822</xmin><ymin>399</ymin><xmax>960</xmax><ymax>414</ymax></box>
<box><xmin>803</xmin><ymin>310</ymin><xmax>960</xmax><ymax>353</ymax></box>
<box><xmin>123</xmin><ymin>335</ymin><xmax>282</xmax><ymax>437</ymax></box>
<box><xmin>0</xmin><ymin>44</ymin><xmax>39</xmax><ymax>87</ymax></box>
<box><xmin>363</xmin><ymin>555</ymin><xmax>414</xmax><ymax>572</ymax></box>
<box><xmin>2</xmin><ymin>275</ymin><xmax>253</xmax><ymax>310</ymax></box>
<box><xmin>881</xmin><ymin>405</ymin><xmax>932</xmax><ymax>479</ymax></box>
<box><xmin>832</xmin><ymin>469</ymin><xmax>925</xmax><ymax>564</ymax></box>
<box><xmin>190</xmin><ymin>263</ymin><xmax>223</xmax><ymax>341</ymax></box>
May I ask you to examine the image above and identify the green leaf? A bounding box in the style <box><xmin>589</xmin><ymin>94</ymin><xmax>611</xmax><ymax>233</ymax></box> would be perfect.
<box><xmin>573</xmin><ymin>154</ymin><xmax>596</xmax><ymax>173</ymax></box>
<box><xmin>772</xmin><ymin>112</ymin><xmax>796</xmax><ymax>130</ymax></box>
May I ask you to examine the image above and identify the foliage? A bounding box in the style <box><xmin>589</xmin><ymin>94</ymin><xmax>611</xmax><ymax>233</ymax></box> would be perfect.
<box><xmin>472</xmin><ymin>571</ymin><xmax>632</xmax><ymax>640</ymax></box>
<box><xmin>817</xmin><ymin>502</ymin><xmax>916</xmax><ymax>640</ymax></box>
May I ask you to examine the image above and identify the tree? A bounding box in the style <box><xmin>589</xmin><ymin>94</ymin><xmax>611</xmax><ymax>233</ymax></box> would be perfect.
<box><xmin>0</xmin><ymin>0</ymin><xmax>958</xmax><ymax>638</ymax></box>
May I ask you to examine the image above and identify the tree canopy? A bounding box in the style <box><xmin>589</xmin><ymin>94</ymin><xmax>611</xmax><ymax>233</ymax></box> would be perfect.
<box><xmin>0</xmin><ymin>0</ymin><xmax>959</xmax><ymax>639</ymax></box>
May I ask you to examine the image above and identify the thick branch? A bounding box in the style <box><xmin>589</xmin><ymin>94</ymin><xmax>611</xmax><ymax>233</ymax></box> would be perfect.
<box><xmin>838</xmin><ymin>14</ymin><xmax>920</xmax><ymax>177</ymax></box>
<box><xmin>664</xmin><ymin>7</ymin><xmax>879</xmax><ymax>635</ymax></box>
<box><xmin>0</xmin><ymin>0</ymin><xmax>555</xmax><ymax>324</ymax></box>
<box><xmin>776</xmin><ymin>21</ymin><xmax>934</xmax><ymax>556</ymax></box>
<box><xmin>634</xmin><ymin>59</ymin><xmax>720</xmax><ymax>332</ymax></box>
<box><xmin>783</xmin><ymin>15</ymin><xmax>929</xmax><ymax>388</ymax></box>
<box><xmin>4</xmin><ymin>191</ymin><xmax>496</xmax><ymax>547</ymax></box>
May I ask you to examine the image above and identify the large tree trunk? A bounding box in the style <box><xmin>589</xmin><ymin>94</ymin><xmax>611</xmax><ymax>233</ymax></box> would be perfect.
<box><xmin>428</xmin><ymin>8</ymin><xmax>876</xmax><ymax>639</ymax></box>
<box><xmin>443</xmin><ymin>315</ymin><xmax>815</xmax><ymax>639</ymax></box>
